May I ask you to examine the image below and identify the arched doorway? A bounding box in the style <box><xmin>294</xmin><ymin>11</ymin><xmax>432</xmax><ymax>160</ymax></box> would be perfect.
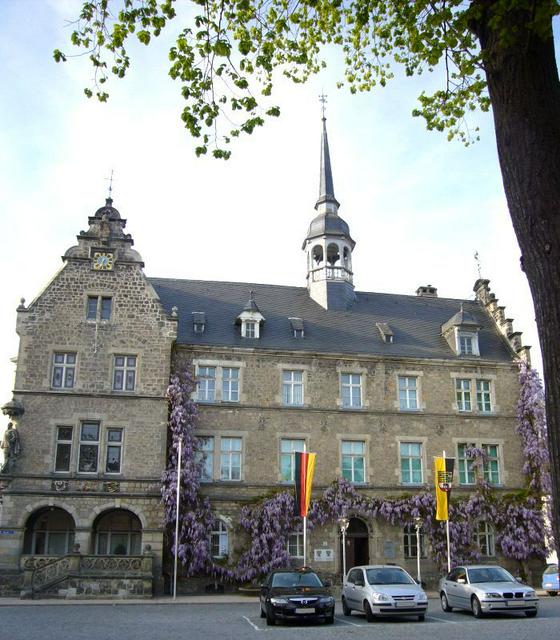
<box><xmin>23</xmin><ymin>507</ymin><xmax>75</xmax><ymax>555</ymax></box>
<box><xmin>341</xmin><ymin>517</ymin><xmax>369</xmax><ymax>572</ymax></box>
<box><xmin>92</xmin><ymin>509</ymin><xmax>142</xmax><ymax>555</ymax></box>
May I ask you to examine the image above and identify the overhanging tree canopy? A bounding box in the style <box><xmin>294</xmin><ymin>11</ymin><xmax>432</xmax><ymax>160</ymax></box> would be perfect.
<box><xmin>56</xmin><ymin>0</ymin><xmax>560</xmax><ymax>556</ymax></box>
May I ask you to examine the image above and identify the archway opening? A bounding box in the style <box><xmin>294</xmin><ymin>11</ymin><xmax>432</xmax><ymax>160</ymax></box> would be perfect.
<box><xmin>340</xmin><ymin>517</ymin><xmax>369</xmax><ymax>573</ymax></box>
<box><xmin>92</xmin><ymin>509</ymin><xmax>142</xmax><ymax>555</ymax></box>
<box><xmin>23</xmin><ymin>507</ymin><xmax>75</xmax><ymax>555</ymax></box>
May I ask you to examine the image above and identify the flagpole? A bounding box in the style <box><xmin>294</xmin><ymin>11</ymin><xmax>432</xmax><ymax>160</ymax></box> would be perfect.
<box><xmin>303</xmin><ymin>442</ymin><xmax>307</xmax><ymax>566</ymax></box>
<box><xmin>443</xmin><ymin>450</ymin><xmax>451</xmax><ymax>573</ymax></box>
<box><xmin>173</xmin><ymin>437</ymin><xmax>182</xmax><ymax>600</ymax></box>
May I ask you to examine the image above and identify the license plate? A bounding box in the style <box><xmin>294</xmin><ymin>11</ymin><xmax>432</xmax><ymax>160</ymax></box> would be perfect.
<box><xmin>395</xmin><ymin>601</ymin><xmax>412</xmax><ymax>607</ymax></box>
<box><xmin>295</xmin><ymin>607</ymin><xmax>315</xmax><ymax>614</ymax></box>
<box><xmin>506</xmin><ymin>601</ymin><xmax>525</xmax><ymax>607</ymax></box>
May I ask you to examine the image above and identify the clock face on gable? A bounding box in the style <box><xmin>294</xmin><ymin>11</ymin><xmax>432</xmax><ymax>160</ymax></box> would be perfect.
<box><xmin>92</xmin><ymin>251</ymin><xmax>115</xmax><ymax>271</ymax></box>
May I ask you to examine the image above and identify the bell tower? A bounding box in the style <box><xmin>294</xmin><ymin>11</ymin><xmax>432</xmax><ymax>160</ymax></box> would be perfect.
<box><xmin>303</xmin><ymin>104</ymin><xmax>356</xmax><ymax>310</ymax></box>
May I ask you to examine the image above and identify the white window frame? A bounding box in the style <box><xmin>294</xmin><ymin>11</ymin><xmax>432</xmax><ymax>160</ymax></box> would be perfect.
<box><xmin>54</xmin><ymin>426</ymin><xmax>74</xmax><ymax>473</ymax></box>
<box><xmin>78</xmin><ymin>421</ymin><xmax>100</xmax><ymax>474</ymax></box>
<box><xmin>476</xmin><ymin>379</ymin><xmax>493</xmax><ymax>412</ymax></box>
<box><xmin>222</xmin><ymin>367</ymin><xmax>239</xmax><ymax>402</ymax></box>
<box><xmin>455</xmin><ymin>378</ymin><xmax>472</xmax><ymax>412</ymax></box>
<box><xmin>210</xmin><ymin>520</ymin><xmax>229</xmax><ymax>558</ymax></box>
<box><xmin>220</xmin><ymin>437</ymin><xmax>242</xmax><ymax>481</ymax></box>
<box><xmin>243</xmin><ymin>320</ymin><xmax>257</xmax><ymax>338</ymax></box>
<box><xmin>456</xmin><ymin>329</ymin><xmax>480</xmax><ymax>356</ymax></box>
<box><xmin>457</xmin><ymin>442</ymin><xmax>477</xmax><ymax>485</ymax></box>
<box><xmin>113</xmin><ymin>355</ymin><xmax>137</xmax><ymax>392</ymax></box>
<box><xmin>476</xmin><ymin>521</ymin><xmax>495</xmax><ymax>556</ymax></box>
<box><xmin>197</xmin><ymin>366</ymin><xmax>216</xmax><ymax>402</ymax></box>
<box><xmin>403</xmin><ymin>524</ymin><xmax>426</xmax><ymax>559</ymax></box>
<box><xmin>105</xmin><ymin>427</ymin><xmax>123</xmax><ymax>474</ymax></box>
<box><xmin>52</xmin><ymin>352</ymin><xmax>77</xmax><ymax>389</ymax></box>
<box><xmin>341</xmin><ymin>440</ymin><xmax>366</xmax><ymax>484</ymax></box>
<box><xmin>341</xmin><ymin>373</ymin><xmax>362</xmax><ymax>408</ymax></box>
<box><xmin>196</xmin><ymin>436</ymin><xmax>214</xmax><ymax>482</ymax></box>
<box><xmin>279</xmin><ymin>438</ymin><xmax>305</xmax><ymax>482</ymax></box>
<box><xmin>282</xmin><ymin>370</ymin><xmax>304</xmax><ymax>406</ymax></box>
<box><xmin>287</xmin><ymin>530</ymin><xmax>304</xmax><ymax>558</ymax></box>
<box><xmin>398</xmin><ymin>376</ymin><xmax>418</xmax><ymax>411</ymax></box>
<box><xmin>482</xmin><ymin>443</ymin><xmax>501</xmax><ymax>484</ymax></box>
<box><xmin>399</xmin><ymin>441</ymin><xmax>423</xmax><ymax>485</ymax></box>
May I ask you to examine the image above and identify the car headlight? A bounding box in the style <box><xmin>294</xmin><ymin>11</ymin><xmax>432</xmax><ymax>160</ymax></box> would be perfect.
<box><xmin>270</xmin><ymin>597</ymin><xmax>288</xmax><ymax>605</ymax></box>
<box><xmin>371</xmin><ymin>592</ymin><xmax>391</xmax><ymax>603</ymax></box>
<box><xmin>484</xmin><ymin>592</ymin><xmax>501</xmax><ymax>599</ymax></box>
<box><xmin>319</xmin><ymin>596</ymin><xmax>335</xmax><ymax>605</ymax></box>
<box><xmin>525</xmin><ymin>590</ymin><xmax>536</xmax><ymax>598</ymax></box>
<box><xmin>416</xmin><ymin>592</ymin><xmax>428</xmax><ymax>602</ymax></box>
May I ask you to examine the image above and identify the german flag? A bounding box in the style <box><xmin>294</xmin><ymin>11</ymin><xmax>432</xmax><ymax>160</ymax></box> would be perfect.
<box><xmin>294</xmin><ymin>451</ymin><xmax>316</xmax><ymax>517</ymax></box>
<box><xmin>434</xmin><ymin>456</ymin><xmax>455</xmax><ymax>521</ymax></box>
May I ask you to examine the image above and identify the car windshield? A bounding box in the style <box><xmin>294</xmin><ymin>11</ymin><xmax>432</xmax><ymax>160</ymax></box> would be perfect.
<box><xmin>544</xmin><ymin>564</ymin><xmax>558</xmax><ymax>575</ymax></box>
<box><xmin>366</xmin><ymin>568</ymin><xmax>415</xmax><ymax>585</ymax></box>
<box><xmin>271</xmin><ymin>572</ymin><xmax>323</xmax><ymax>588</ymax></box>
<box><xmin>467</xmin><ymin>567</ymin><xmax>515</xmax><ymax>584</ymax></box>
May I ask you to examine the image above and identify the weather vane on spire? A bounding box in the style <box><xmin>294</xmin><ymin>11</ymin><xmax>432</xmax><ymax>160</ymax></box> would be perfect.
<box><xmin>319</xmin><ymin>92</ymin><xmax>327</xmax><ymax>119</ymax></box>
<box><xmin>106</xmin><ymin>169</ymin><xmax>114</xmax><ymax>200</ymax></box>
<box><xmin>474</xmin><ymin>251</ymin><xmax>482</xmax><ymax>279</ymax></box>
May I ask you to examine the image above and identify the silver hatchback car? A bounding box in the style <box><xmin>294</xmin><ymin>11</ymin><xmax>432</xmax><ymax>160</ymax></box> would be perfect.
<box><xmin>439</xmin><ymin>564</ymin><xmax>538</xmax><ymax>618</ymax></box>
<box><xmin>342</xmin><ymin>565</ymin><xmax>428</xmax><ymax>621</ymax></box>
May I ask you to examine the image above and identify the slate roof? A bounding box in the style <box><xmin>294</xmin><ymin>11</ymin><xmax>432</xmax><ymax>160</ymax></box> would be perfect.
<box><xmin>149</xmin><ymin>278</ymin><xmax>515</xmax><ymax>363</ymax></box>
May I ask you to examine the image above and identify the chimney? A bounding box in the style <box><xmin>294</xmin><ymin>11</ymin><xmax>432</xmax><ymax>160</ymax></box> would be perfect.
<box><xmin>416</xmin><ymin>285</ymin><xmax>438</xmax><ymax>298</ymax></box>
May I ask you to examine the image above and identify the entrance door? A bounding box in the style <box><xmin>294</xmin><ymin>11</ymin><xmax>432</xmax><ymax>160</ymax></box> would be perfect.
<box><xmin>341</xmin><ymin>517</ymin><xmax>369</xmax><ymax>574</ymax></box>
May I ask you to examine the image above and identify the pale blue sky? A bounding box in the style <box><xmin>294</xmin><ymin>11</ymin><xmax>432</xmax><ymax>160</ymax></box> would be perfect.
<box><xmin>0</xmin><ymin>1</ymin><xmax>550</xmax><ymax>428</ymax></box>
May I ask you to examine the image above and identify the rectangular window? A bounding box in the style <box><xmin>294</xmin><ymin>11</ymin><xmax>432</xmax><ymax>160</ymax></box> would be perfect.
<box><xmin>476</xmin><ymin>521</ymin><xmax>495</xmax><ymax>556</ymax></box>
<box><xmin>52</xmin><ymin>352</ymin><xmax>76</xmax><ymax>389</ymax></box>
<box><xmin>398</xmin><ymin>376</ymin><xmax>418</xmax><ymax>410</ymax></box>
<box><xmin>403</xmin><ymin>524</ymin><xmax>426</xmax><ymax>559</ymax></box>
<box><xmin>222</xmin><ymin>367</ymin><xmax>239</xmax><ymax>402</ymax></box>
<box><xmin>282</xmin><ymin>370</ymin><xmax>304</xmax><ymax>406</ymax></box>
<box><xmin>197</xmin><ymin>366</ymin><xmax>216</xmax><ymax>402</ymax></box>
<box><xmin>54</xmin><ymin>426</ymin><xmax>73</xmax><ymax>472</ymax></box>
<box><xmin>280</xmin><ymin>439</ymin><xmax>305</xmax><ymax>482</ymax></box>
<box><xmin>483</xmin><ymin>444</ymin><xmax>500</xmax><ymax>484</ymax></box>
<box><xmin>196</xmin><ymin>437</ymin><xmax>214</xmax><ymax>482</ymax></box>
<box><xmin>341</xmin><ymin>373</ymin><xmax>362</xmax><ymax>408</ymax></box>
<box><xmin>400</xmin><ymin>442</ymin><xmax>423</xmax><ymax>484</ymax></box>
<box><xmin>244</xmin><ymin>321</ymin><xmax>256</xmax><ymax>338</ymax></box>
<box><xmin>341</xmin><ymin>440</ymin><xmax>366</xmax><ymax>483</ymax></box>
<box><xmin>87</xmin><ymin>296</ymin><xmax>112</xmax><ymax>321</ymax></box>
<box><xmin>458</xmin><ymin>443</ymin><xmax>476</xmax><ymax>485</ymax></box>
<box><xmin>456</xmin><ymin>379</ymin><xmax>472</xmax><ymax>411</ymax></box>
<box><xmin>287</xmin><ymin>531</ymin><xmax>304</xmax><ymax>558</ymax></box>
<box><xmin>476</xmin><ymin>380</ymin><xmax>492</xmax><ymax>412</ymax></box>
<box><xmin>105</xmin><ymin>428</ymin><xmax>123</xmax><ymax>473</ymax></box>
<box><xmin>459</xmin><ymin>335</ymin><xmax>473</xmax><ymax>355</ymax></box>
<box><xmin>113</xmin><ymin>355</ymin><xmax>137</xmax><ymax>391</ymax></box>
<box><xmin>220</xmin><ymin>437</ymin><xmax>242</xmax><ymax>481</ymax></box>
<box><xmin>78</xmin><ymin>422</ymin><xmax>100</xmax><ymax>473</ymax></box>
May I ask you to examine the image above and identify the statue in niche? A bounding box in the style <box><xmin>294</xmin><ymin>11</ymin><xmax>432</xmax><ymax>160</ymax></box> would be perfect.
<box><xmin>1</xmin><ymin>422</ymin><xmax>22</xmax><ymax>474</ymax></box>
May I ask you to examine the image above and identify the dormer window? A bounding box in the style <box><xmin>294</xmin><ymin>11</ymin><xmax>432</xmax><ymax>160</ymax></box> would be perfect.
<box><xmin>192</xmin><ymin>311</ymin><xmax>206</xmax><ymax>334</ymax></box>
<box><xmin>236</xmin><ymin>291</ymin><xmax>265</xmax><ymax>339</ymax></box>
<box><xmin>289</xmin><ymin>317</ymin><xmax>305</xmax><ymax>339</ymax></box>
<box><xmin>457</xmin><ymin>330</ymin><xmax>479</xmax><ymax>356</ymax></box>
<box><xmin>376</xmin><ymin>322</ymin><xmax>394</xmax><ymax>344</ymax></box>
<box><xmin>441</xmin><ymin>305</ymin><xmax>481</xmax><ymax>357</ymax></box>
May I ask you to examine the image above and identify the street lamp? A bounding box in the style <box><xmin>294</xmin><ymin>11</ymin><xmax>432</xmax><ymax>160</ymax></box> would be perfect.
<box><xmin>414</xmin><ymin>517</ymin><xmax>423</xmax><ymax>585</ymax></box>
<box><xmin>338</xmin><ymin>516</ymin><xmax>350</xmax><ymax>583</ymax></box>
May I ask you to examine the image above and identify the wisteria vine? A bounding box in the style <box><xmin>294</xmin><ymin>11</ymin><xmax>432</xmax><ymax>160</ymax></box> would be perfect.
<box><xmin>162</xmin><ymin>363</ymin><xmax>551</xmax><ymax>583</ymax></box>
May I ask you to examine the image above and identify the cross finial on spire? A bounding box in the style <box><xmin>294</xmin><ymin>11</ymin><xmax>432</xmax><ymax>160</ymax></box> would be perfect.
<box><xmin>319</xmin><ymin>92</ymin><xmax>327</xmax><ymax>119</ymax></box>
<box><xmin>106</xmin><ymin>169</ymin><xmax>114</xmax><ymax>201</ymax></box>
<box><xmin>474</xmin><ymin>251</ymin><xmax>482</xmax><ymax>279</ymax></box>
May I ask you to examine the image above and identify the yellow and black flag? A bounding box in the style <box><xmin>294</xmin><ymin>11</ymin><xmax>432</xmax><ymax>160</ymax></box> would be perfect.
<box><xmin>434</xmin><ymin>456</ymin><xmax>455</xmax><ymax>521</ymax></box>
<box><xmin>294</xmin><ymin>451</ymin><xmax>316</xmax><ymax>517</ymax></box>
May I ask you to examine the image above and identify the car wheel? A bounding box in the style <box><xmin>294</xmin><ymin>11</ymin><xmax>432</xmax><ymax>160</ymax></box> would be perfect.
<box><xmin>364</xmin><ymin>601</ymin><xmax>375</xmax><ymax>623</ymax></box>
<box><xmin>548</xmin><ymin>591</ymin><xmax>558</xmax><ymax>597</ymax></box>
<box><xmin>266</xmin><ymin>609</ymin><xmax>276</xmax><ymax>626</ymax></box>
<box><xmin>525</xmin><ymin>610</ymin><xmax>538</xmax><ymax>618</ymax></box>
<box><xmin>440</xmin><ymin>592</ymin><xmax>453</xmax><ymax>612</ymax></box>
<box><xmin>342</xmin><ymin>597</ymin><xmax>352</xmax><ymax>616</ymax></box>
<box><xmin>417</xmin><ymin>614</ymin><xmax>425</xmax><ymax>622</ymax></box>
<box><xmin>325</xmin><ymin>614</ymin><xmax>334</xmax><ymax>624</ymax></box>
<box><xmin>472</xmin><ymin>596</ymin><xmax>484</xmax><ymax>619</ymax></box>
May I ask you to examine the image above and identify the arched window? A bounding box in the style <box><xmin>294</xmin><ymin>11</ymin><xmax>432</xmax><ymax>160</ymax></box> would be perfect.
<box><xmin>343</xmin><ymin>246</ymin><xmax>350</xmax><ymax>266</ymax></box>
<box><xmin>327</xmin><ymin>243</ymin><xmax>340</xmax><ymax>266</ymax></box>
<box><xmin>312</xmin><ymin>245</ymin><xmax>324</xmax><ymax>265</ymax></box>
<box><xmin>210</xmin><ymin>520</ymin><xmax>228</xmax><ymax>558</ymax></box>
<box><xmin>24</xmin><ymin>507</ymin><xmax>75</xmax><ymax>555</ymax></box>
<box><xmin>93</xmin><ymin>509</ymin><xmax>142</xmax><ymax>555</ymax></box>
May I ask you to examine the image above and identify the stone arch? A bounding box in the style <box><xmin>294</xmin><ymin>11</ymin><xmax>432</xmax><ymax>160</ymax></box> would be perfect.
<box><xmin>18</xmin><ymin>499</ymin><xmax>80</xmax><ymax>528</ymax></box>
<box><xmin>88</xmin><ymin>501</ymin><xmax>147</xmax><ymax>530</ymax></box>
<box><xmin>326</xmin><ymin>242</ymin><xmax>340</xmax><ymax>266</ymax></box>
<box><xmin>22</xmin><ymin>506</ymin><xmax>76</xmax><ymax>555</ymax></box>
<box><xmin>91</xmin><ymin>508</ymin><xmax>143</xmax><ymax>555</ymax></box>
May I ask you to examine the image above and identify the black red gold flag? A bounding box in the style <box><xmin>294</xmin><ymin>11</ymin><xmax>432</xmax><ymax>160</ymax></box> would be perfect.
<box><xmin>294</xmin><ymin>451</ymin><xmax>316</xmax><ymax>517</ymax></box>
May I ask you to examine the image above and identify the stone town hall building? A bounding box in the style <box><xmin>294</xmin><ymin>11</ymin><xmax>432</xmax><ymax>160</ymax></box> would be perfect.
<box><xmin>0</xmin><ymin>118</ymin><xmax>533</xmax><ymax>597</ymax></box>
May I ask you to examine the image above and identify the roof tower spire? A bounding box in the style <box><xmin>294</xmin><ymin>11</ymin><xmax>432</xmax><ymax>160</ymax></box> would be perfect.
<box><xmin>316</xmin><ymin>94</ymin><xmax>340</xmax><ymax>212</ymax></box>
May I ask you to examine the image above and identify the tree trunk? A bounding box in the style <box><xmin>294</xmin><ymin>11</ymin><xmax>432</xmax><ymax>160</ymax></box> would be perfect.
<box><xmin>471</xmin><ymin>2</ymin><xmax>560</xmax><ymax>557</ymax></box>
